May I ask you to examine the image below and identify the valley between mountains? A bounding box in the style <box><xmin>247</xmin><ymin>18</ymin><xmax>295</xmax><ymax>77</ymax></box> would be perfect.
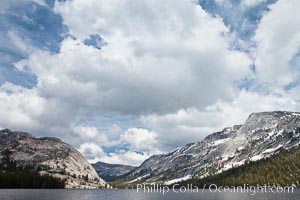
<box><xmin>1</xmin><ymin>111</ymin><xmax>300</xmax><ymax>188</ymax></box>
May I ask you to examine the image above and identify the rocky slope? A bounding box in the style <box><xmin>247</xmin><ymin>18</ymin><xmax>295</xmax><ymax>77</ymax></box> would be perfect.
<box><xmin>124</xmin><ymin>111</ymin><xmax>300</xmax><ymax>185</ymax></box>
<box><xmin>92</xmin><ymin>161</ymin><xmax>136</xmax><ymax>182</ymax></box>
<box><xmin>178</xmin><ymin>144</ymin><xmax>300</xmax><ymax>187</ymax></box>
<box><xmin>0</xmin><ymin>129</ymin><xmax>107</xmax><ymax>189</ymax></box>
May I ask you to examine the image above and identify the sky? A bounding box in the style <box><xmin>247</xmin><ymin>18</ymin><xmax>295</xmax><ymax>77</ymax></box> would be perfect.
<box><xmin>1</xmin><ymin>0</ymin><xmax>300</xmax><ymax>166</ymax></box>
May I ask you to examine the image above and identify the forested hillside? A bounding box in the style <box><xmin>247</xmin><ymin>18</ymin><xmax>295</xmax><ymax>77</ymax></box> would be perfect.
<box><xmin>0</xmin><ymin>150</ymin><xmax>65</xmax><ymax>188</ymax></box>
<box><xmin>178</xmin><ymin>145</ymin><xmax>300</xmax><ymax>187</ymax></box>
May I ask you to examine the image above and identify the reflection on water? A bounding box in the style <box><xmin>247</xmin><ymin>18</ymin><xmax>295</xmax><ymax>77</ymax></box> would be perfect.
<box><xmin>0</xmin><ymin>189</ymin><xmax>299</xmax><ymax>200</ymax></box>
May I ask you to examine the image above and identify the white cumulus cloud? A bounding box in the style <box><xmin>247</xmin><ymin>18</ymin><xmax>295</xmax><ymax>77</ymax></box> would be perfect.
<box><xmin>254</xmin><ymin>0</ymin><xmax>300</xmax><ymax>86</ymax></box>
<box><xmin>1</xmin><ymin>0</ymin><xmax>300</xmax><ymax>166</ymax></box>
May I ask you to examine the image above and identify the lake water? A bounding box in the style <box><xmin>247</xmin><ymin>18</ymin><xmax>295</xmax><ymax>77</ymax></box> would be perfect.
<box><xmin>0</xmin><ymin>189</ymin><xmax>299</xmax><ymax>200</ymax></box>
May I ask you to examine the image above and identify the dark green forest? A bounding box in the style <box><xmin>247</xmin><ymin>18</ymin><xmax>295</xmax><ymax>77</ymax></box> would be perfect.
<box><xmin>0</xmin><ymin>151</ymin><xmax>65</xmax><ymax>188</ymax></box>
<box><xmin>178</xmin><ymin>145</ymin><xmax>300</xmax><ymax>187</ymax></box>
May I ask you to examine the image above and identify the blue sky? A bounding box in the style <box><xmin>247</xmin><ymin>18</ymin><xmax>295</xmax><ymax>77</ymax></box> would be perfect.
<box><xmin>0</xmin><ymin>0</ymin><xmax>64</xmax><ymax>87</ymax></box>
<box><xmin>200</xmin><ymin>0</ymin><xmax>278</xmax><ymax>39</ymax></box>
<box><xmin>1</xmin><ymin>0</ymin><xmax>300</xmax><ymax>166</ymax></box>
<box><xmin>0</xmin><ymin>0</ymin><xmax>276</xmax><ymax>88</ymax></box>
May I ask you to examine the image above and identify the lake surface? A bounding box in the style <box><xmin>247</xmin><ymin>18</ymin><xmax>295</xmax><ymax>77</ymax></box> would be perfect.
<box><xmin>0</xmin><ymin>189</ymin><xmax>299</xmax><ymax>200</ymax></box>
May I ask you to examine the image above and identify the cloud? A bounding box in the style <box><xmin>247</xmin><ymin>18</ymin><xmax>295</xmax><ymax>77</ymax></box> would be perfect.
<box><xmin>0</xmin><ymin>82</ymin><xmax>46</xmax><ymax>130</ymax></box>
<box><xmin>0</xmin><ymin>82</ymin><xmax>82</xmax><ymax>143</ymax></box>
<box><xmin>15</xmin><ymin>0</ymin><xmax>253</xmax><ymax>116</ymax></box>
<box><xmin>0</xmin><ymin>0</ymin><xmax>65</xmax><ymax>88</ymax></box>
<box><xmin>1</xmin><ymin>0</ymin><xmax>300</xmax><ymax>166</ymax></box>
<box><xmin>0</xmin><ymin>0</ymin><xmax>47</xmax><ymax>11</ymax></box>
<box><xmin>254</xmin><ymin>0</ymin><xmax>300</xmax><ymax>86</ymax></box>
<box><xmin>201</xmin><ymin>0</ymin><xmax>276</xmax><ymax>43</ymax></box>
<box><xmin>7</xmin><ymin>31</ymin><xmax>32</xmax><ymax>54</ymax></box>
<box><xmin>140</xmin><ymin>90</ymin><xmax>300</xmax><ymax>151</ymax></box>
<box><xmin>90</xmin><ymin>151</ymin><xmax>153</xmax><ymax>166</ymax></box>
<box><xmin>73</xmin><ymin>126</ymin><xmax>109</xmax><ymax>143</ymax></box>
<box><xmin>242</xmin><ymin>0</ymin><xmax>268</xmax><ymax>7</ymax></box>
<box><xmin>75</xmin><ymin>127</ymin><xmax>160</xmax><ymax>166</ymax></box>
<box><xmin>120</xmin><ymin>128</ymin><xmax>160</xmax><ymax>154</ymax></box>
<box><xmin>78</xmin><ymin>143</ymin><xmax>106</xmax><ymax>160</ymax></box>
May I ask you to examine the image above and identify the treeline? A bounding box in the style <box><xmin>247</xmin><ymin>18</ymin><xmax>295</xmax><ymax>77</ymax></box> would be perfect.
<box><xmin>178</xmin><ymin>146</ymin><xmax>300</xmax><ymax>187</ymax></box>
<box><xmin>0</xmin><ymin>150</ymin><xmax>65</xmax><ymax>188</ymax></box>
<box><xmin>0</xmin><ymin>171</ymin><xmax>65</xmax><ymax>188</ymax></box>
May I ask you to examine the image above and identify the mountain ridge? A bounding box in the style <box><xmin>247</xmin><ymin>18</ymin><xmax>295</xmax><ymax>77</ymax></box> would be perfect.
<box><xmin>177</xmin><ymin>144</ymin><xmax>300</xmax><ymax>187</ymax></box>
<box><xmin>120</xmin><ymin>111</ymin><xmax>300</xmax><ymax>185</ymax></box>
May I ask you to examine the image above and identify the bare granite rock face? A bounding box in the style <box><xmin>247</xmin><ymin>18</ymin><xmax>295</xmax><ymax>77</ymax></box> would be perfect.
<box><xmin>0</xmin><ymin>129</ymin><xmax>107</xmax><ymax>189</ymax></box>
<box><xmin>124</xmin><ymin>111</ymin><xmax>300</xmax><ymax>185</ymax></box>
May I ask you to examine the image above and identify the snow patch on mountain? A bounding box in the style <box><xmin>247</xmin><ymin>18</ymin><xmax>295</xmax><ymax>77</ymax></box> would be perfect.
<box><xmin>124</xmin><ymin>111</ymin><xmax>300</xmax><ymax>184</ymax></box>
<box><xmin>164</xmin><ymin>175</ymin><xmax>192</xmax><ymax>185</ymax></box>
<box><xmin>263</xmin><ymin>145</ymin><xmax>283</xmax><ymax>154</ymax></box>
